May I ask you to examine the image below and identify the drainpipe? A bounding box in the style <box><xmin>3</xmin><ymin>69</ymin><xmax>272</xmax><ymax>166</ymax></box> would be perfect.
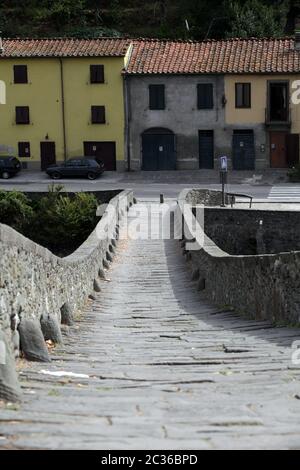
<box><xmin>123</xmin><ymin>74</ymin><xmax>131</xmax><ymax>172</ymax></box>
<box><xmin>59</xmin><ymin>58</ymin><xmax>67</xmax><ymax>163</ymax></box>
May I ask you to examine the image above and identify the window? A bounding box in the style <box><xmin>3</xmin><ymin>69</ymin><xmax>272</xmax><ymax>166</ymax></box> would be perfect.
<box><xmin>16</xmin><ymin>106</ymin><xmax>30</xmax><ymax>124</ymax></box>
<box><xmin>235</xmin><ymin>83</ymin><xmax>251</xmax><ymax>108</ymax></box>
<box><xmin>268</xmin><ymin>82</ymin><xmax>289</xmax><ymax>122</ymax></box>
<box><xmin>66</xmin><ymin>159</ymin><xmax>81</xmax><ymax>167</ymax></box>
<box><xmin>90</xmin><ymin>65</ymin><xmax>105</xmax><ymax>84</ymax></box>
<box><xmin>149</xmin><ymin>85</ymin><xmax>165</xmax><ymax>110</ymax></box>
<box><xmin>18</xmin><ymin>142</ymin><xmax>30</xmax><ymax>158</ymax></box>
<box><xmin>197</xmin><ymin>84</ymin><xmax>214</xmax><ymax>109</ymax></box>
<box><xmin>91</xmin><ymin>106</ymin><xmax>106</xmax><ymax>124</ymax></box>
<box><xmin>14</xmin><ymin>65</ymin><xmax>28</xmax><ymax>84</ymax></box>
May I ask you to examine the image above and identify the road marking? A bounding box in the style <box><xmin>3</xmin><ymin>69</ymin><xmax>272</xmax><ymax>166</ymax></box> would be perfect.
<box><xmin>268</xmin><ymin>186</ymin><xmax>300</xmax><ymax>201</ymax></box>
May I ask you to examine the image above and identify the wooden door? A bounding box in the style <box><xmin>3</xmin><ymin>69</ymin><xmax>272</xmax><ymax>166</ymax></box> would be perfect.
<box><xmin>142</xmin><ymin>133</ymin><xmax>176</xmax><ymax>171</ymax></box>
<box><xmin>232</xmin><ymin>131</ymin><xmax>255</xmax><ymax>170</ymax></box>
<box><xmin>40</xmin><ymin>142</ymin><xmax>56</xmax><ymax>171</ymax></box>
<box><xmin>84</xmin><ymin>141</ymin><xmax>116</xmax><ymax>171</ymax></box>
<box><xmin>199</xmin><ymin>130</ymin><xmax>214</xmax><ymax>169</ymax></box>
<box><xmin>270</xmin><ymin>132</ymin><xmax>288</xmax><ymax>168</ymax></box>
<box><xmin>286</xmin><ymin>134</ymin><xmax>300</xmax><ymax>167</ymax></box>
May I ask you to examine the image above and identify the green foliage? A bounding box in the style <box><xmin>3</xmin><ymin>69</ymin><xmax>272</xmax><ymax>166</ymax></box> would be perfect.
<box><xmin>0</xmin><ymin>186</ymin><xmax>99</xmax><ymax>257</ymax></box>
<box><xmin>225</xmin><ymin>0</ymin><xmax>290</xmax><ymax>38</ymax></box>
<box><xmin>0</xmin><ymin>0</ymin><xmax>297</xmax><ymax>39</ymax></box>
<box><xmin>28</xmin><ymin>187</ymin><xmax>99</xmax><ymax>255</ymax></box>
<box><xmin>0</xmin><ymin>190</ymin><xmax>34</xmax><ymax>233</ymax></box>
<box><xmin>287</xmin><ymin>164</ymin><xmax>300</xmax><ymax>181</ymax></box>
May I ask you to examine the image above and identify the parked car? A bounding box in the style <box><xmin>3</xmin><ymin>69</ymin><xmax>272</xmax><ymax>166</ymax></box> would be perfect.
<box><xmin>0</xmin><ymin>156</ymin><xmax>21</xmax><ymax>179</ymax></box>
<box><xmin>46</xmin><ymin>158</ymin><xmax>105</xmax><ymax>180</ymax></box>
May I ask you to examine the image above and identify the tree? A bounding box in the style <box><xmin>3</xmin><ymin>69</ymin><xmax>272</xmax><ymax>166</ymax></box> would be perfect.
<box><xmin>224</xmin><ymin>0</ymin><xmax>290</xmax><ymax>38</ymax></box>
<box><xmin>0</xmin><ymin>0</ymin><xmax>295</xmax><ymax>39</ymax></box>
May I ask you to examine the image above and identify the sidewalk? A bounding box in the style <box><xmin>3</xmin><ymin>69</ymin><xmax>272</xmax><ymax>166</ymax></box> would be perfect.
<box><xmin>122</xmin><ymin>169</ymin><xmax>289</xmax><ymax>185</ymax></box>
<box><xmin>0</xmin><ymin>168</ymin><xmax>290</xmax><ymax>186</ymax></box>
<box><xmin>0</xmin><ymin>171</ymin><xmax>124</xmax><ymax>185</ymax></box>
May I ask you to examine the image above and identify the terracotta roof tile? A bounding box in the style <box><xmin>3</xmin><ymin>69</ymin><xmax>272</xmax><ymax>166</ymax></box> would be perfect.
<box><xmin>1</xmin><ymin>37</ymin><xmax>300</xmax><ymax>74</ymax></box>
<box><xmin>0</xmin><ymin>38</ymin><xmax>131</xmax><ymax>58</ymax></box>
<box><xmin>126</xmin><ymin>38</ymin><xmax>300</xmax><ymax>74</ymax></box>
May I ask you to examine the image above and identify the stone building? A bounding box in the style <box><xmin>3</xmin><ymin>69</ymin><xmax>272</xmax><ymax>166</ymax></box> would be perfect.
<box><xmin>125</xmin><ymin>38</ymin><xmax>300</xmax><ymax>171</ymax></box>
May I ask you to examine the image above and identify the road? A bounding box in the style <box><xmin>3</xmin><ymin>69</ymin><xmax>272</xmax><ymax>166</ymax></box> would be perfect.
<box><xmin>0</xmin><ymin>171</ymin><xmax>289</xmax><ymax>199</ymax></box>
<box><xmin>2</xmin><ymin>170</ymin><xmax>300</xmax><ymax>205</ymax></box>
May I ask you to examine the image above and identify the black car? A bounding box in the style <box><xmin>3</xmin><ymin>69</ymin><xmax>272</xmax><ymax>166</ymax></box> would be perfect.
<box><xmin>46</xmin><ymin>158</ymin><xmax>105</xmax><ymax>180</ymax></box>
<box><xmin>0</xmin><ymin>156</ymin><xmax>21</xmax><ymax>179</ymax></box>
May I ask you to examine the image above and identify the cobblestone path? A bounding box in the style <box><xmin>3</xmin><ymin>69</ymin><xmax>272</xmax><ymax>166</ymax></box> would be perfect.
<box><xmin>1</xmin><ymin>203</ymin><xmax>300</xmax><ymax>450</ymax></box>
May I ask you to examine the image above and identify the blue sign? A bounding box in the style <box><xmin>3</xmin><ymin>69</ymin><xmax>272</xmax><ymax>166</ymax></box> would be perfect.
<box><xmin>220</xmin><ymin>156</ymin><xmax>228</xmax><ymax>171</ymax></box>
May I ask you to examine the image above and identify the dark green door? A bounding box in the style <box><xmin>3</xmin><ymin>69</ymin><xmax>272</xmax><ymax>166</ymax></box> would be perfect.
<box><xmin>232</xmin><ymin>131</ymin><xmax>255</xmax><ymax>170</ymax></box>
<box><xmin>199</xmin><ymin>130</ymin><xmax>214</xmax><ymax>169</ymax></box>
<box><xmin>142</xmin><ymin>132</ymin><xmax>176</xmax><ymax>170</ymax></box>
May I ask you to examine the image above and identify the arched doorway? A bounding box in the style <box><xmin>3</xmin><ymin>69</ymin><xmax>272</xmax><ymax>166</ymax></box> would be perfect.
<box><xmin>142</xmin><ymin>128</ymin><xmax>176</xmax><ymax>171</ymax></box>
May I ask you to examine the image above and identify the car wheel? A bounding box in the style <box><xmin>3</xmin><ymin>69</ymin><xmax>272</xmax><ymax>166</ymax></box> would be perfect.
<box><xmin>87</xmin><ymin>172</ymin><xmax>97</xmax><ymax>180</ymax></box>
<box><xmin>51</xmin><ymin>172</ymin><xmax>61</xmax><ymax>180</ymax></box>
<box><xmin>1</xmin><ymin>171</ymin><xmax>10</xmax><ymax>179</ymax></box>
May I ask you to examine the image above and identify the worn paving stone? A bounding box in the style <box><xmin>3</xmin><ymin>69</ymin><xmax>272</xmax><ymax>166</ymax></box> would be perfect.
<box><xmin>0</xmin><ymin>203</ymin><xmax>300</xmax><ymax>450</ymax></box>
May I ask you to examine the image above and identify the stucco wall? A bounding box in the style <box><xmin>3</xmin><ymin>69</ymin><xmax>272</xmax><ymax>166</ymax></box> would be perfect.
<box><xmin>0</xmin><ymin>190</ymin><xmax>133</xmax><ymax>401</ymax></box>
<box><xmin>179</xmin><ymin>189</ymin><xmax>300</xmax><ymax>325</ymax></box>
<box><xmin>0</xmin><ymin>57</ymin><xmax>126</xmax><ymax>170</ymax></box>
<box><xmin>225</xmin><ymin>74</ymin><xmax>300</xmax><ymax>133</ymax></box>
<box><xmin>225</xmin><ymin>74</ymin><xmax>300</xmax><ymax>169</ymax></box>
<box><xmin>127</xmin><ymin>75</ymin><xmax>229</xmax><ymax>171</ymax></box>
<box><xmin>127</xmin><ymin>74</ymin><xmax>271</xmax><ymax>171</ymax></box>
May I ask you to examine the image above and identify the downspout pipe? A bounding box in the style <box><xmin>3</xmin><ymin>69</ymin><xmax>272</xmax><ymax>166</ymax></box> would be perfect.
<box><xmin>59</xmin><ymin>58</ymin><xmax>67</xmax><ymax>163</ymax></box>
<box><xmin>124</xmin><ymin>75</ymin><xmax>131</xmax><ymax>172</ymax></box>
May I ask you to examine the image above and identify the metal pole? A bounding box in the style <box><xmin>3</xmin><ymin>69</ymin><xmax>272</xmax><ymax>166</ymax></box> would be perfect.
<box><xmin>220</xmin><ymin>171</ymin><xmax>226</xmax><ymax>207</ymax></box>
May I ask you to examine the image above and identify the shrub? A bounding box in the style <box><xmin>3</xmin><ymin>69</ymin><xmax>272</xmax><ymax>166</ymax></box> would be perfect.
<box><xmin>0</xmin><ymin>190</ymin><xmax>34</xmax><ymax>232</ymax></box>
<box><xmin>27</xmin><ymin>187</ymin><xmax>99</xmax><ymax>255</ymax></box>
<box><xmin>0</xmin><ymin>186</ymin><xmax>100</xmax><ymax>257</ymax></box>
<box><xmin>287</xmin><ymin>165</ymin><xmax>300</xmax><ymax>181</ymax></box>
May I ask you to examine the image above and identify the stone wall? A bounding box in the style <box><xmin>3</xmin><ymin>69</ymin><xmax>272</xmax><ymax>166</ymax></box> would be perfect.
<box><xmin>204</xmin><ymin>208</ymin><xmax>300</xmax><ymax>256</ymax></box>
<box><xmin>178</xmin><ymin>189</ymin><xmax>300</xmax><ymax>327</ymax></box>
<box><xmin>186</xmin><ymin>189</ymin><xmax>231</xmax><ymax>207</ymax></box>
<box><xmin>0</xmin><ymin>190</ymin><xmax>134</xmax><ymax>402</ymax></box>
<box><xmin>187</xmin><ymin>188</ymin><xmax>300</xmax><ymax>255</ymax></box>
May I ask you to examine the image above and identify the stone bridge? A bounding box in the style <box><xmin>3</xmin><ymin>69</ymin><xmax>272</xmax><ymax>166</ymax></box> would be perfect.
<box><xmin>0</xmin><ymin>191</ymin><xmax>300</xmax><ymax>450</ymax></box>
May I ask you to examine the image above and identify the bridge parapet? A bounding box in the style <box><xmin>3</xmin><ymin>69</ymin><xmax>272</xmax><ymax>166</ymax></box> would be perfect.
<box><xmin>0</xmin><ymin>190</ymin><xmax>134</xmax><ymax>402</ymax></box>
<box><xmin>178</xmin><ymin>189</ymin><xmax>300</xmax><ymax>327</ymax></box>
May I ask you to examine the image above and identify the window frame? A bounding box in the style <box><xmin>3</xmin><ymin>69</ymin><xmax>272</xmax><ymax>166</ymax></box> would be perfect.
<box><xmin>15</xmin><ymin>106</ymin><xmax>30</xmax><ymax>125</ymax></box>
<box><xmin>149</xmin><ymin>84</ymin><xmax>166</xmax><ymax>110</ymax></box>
<box><xmin>18</xmin><ymin>142</ymin><xmax>31</xmax><ymax>158</ymax></box>
<box><xmin>197</xmin><ymin>83</ymin><xmax>214</xmax><ymax>110</ymax></box>
<box><xmin>90</xmin><ymin>65</ymin><xmax>105</xmax><ymax>84</ymax></box>
<box><xmin>91</xmin><ymin>105</ymin><xmax>106</xmax><ymax>124</ymax></box>
<box><xmin>13</xmin><ymin>65</ymin><xmax>28</xmax><ymax>84</ymax></box>
<box><xmin>235</xmin><ymin>83</ymin><xmax>251</xmax><ymax>109</ymax></box>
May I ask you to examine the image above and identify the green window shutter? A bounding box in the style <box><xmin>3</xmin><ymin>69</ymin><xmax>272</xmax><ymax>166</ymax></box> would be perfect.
<box><xmin>197</xmin><ymin>84</ymin><xmax>214</xmax><ymax>109</ymax></box>
<box><xmin>149</xmin><ymin>85</ymin><xmax>165</xmax><ymax>110</ymax></box>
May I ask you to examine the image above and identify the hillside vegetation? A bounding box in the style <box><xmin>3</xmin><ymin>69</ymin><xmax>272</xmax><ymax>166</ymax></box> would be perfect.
<box><xmin>0</xmin><ymin>1</ymin><xmax>299</xmax><ymax>40</ymax></box>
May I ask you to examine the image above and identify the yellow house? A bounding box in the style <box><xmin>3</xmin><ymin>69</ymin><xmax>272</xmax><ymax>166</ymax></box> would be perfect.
<box><xmin>224</xmin><ymin>38</ymin><xmax>300</xmax><ymax>170</ymax></box>
<box><xmin>0</xmin><ymin>38</ymin><xmax>132</xmax><ymax>171</ymax></box>
<box><xmin>225</xmin><ymin>74</ymin><xmax>300</xmax><ymax>169</ymax></box>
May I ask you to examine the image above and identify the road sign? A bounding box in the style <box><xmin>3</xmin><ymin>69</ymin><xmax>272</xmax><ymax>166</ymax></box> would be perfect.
<box><xmin>220</xmin><ymin>155</ymin><xmax>228</xmax><ymax>172</ymax></box>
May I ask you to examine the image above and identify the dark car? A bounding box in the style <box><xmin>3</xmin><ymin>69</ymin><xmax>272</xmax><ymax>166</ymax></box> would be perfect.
<box><xmin>0</xmin><ymin>156</ymin><xmax>21</xmax><ymax>179</ymax></box>
<box><xmin>46</xmin><ymin>158</ymin><xmax>105</xmax><ymax>180</ymax></box>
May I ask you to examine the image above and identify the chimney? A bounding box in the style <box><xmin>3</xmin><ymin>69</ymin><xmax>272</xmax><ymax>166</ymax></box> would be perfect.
<box><xmin>295</xmin><ymin>19</ymin><xmax>300</xmax><ymax>50</ymax></box>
